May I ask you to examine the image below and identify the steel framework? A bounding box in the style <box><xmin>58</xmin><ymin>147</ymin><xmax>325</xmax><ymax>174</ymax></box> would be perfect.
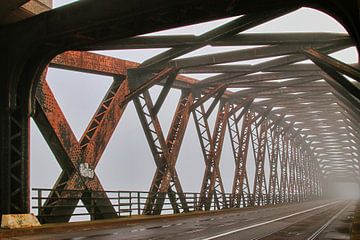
<box><xmin>0</xmin><ymin>0</ymin><xmax>359</xmax><ymax>223</ymax></box>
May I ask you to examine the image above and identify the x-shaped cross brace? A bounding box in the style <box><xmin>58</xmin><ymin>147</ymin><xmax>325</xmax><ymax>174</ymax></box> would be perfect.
<box><xmin>133</xmin><ymin>89</ymin><xmax>193</xmax><ymax>215</ymax></box>
<box><xmin>192</xmin><ymin>98</ymin><xmax>230</xmax><ymax>211</ymax></box>
<box><xmin>251</xmin><ymin>117</ymin><xmax>269</xmax><ymax>206</ymax></box>
<box><xmin>33</xmin><ymin>70</ymin><xmax>129</xmax><ymax>223</ymax></box>
<box><xmin>228</xmin><ymin>109</ymin><xmax>253</xmax><ymax>208</ymax></box>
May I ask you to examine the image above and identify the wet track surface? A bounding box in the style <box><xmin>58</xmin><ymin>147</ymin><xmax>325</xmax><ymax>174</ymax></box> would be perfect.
<box><xmin>4</xmin><ymin>200</ymin><xmax>354</xmax><ymax>240</ymax></box>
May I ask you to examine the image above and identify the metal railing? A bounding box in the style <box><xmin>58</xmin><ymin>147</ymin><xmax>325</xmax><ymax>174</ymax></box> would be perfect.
<box><xmin>32</xmin><ymin>188</ymin><xmax>318</xmax><ymax>222</ymax></box>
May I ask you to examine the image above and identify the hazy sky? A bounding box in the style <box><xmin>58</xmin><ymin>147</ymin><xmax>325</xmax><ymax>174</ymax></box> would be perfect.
<box><xmin>30</xmin><ymin>1</ymin><xmax>358</xmax><ymax>218</ymax></box>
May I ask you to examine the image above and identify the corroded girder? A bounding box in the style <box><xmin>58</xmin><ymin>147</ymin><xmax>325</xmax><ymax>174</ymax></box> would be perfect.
<box><xmin>34</xmin><ymin>73</ymin><xmax>128</xmax><ymax>223</ymax></box>
<box><xmin>251</xmin><ymin>116</ymin><xmax>269</xmax><ymax>206</ymax></box>
<box><xmin>1</xmin><ymin>0</ymin><xmax>359</xmax><ymax>220</ymax></box>
<box><xmin>288</xmin><ymin>139</ymin><xmax>297</xmax><ymax>202</ymax></box>
<box><xmin>279</xmin><ymin>133</ymin><xmax>289</xmax><ymax>203</ymax></box>
<box><xmin>268</xmin><ymin>126</ymin><xmax>280</xmax><ymax>204</ymax></box>
<box><xmin>229</xmin><ymin>109</ymin><xmax>253</xmax><ymax>208</ymax></box>
<box><xmin>133</xmin><ymin>90</ymin><xmax>192</xmax><ymax>215</ymax></box>
<box><xmin>193</xmin><ymin>100</ymin><xmax>229</xmax><ymax>210</ymax></box>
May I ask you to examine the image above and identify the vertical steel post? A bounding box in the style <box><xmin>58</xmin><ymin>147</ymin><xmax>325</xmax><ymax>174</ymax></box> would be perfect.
<box><xmin>0</xmin><ymin>93</ymin><xmax>29</xmax><ymax>216</ymax></box>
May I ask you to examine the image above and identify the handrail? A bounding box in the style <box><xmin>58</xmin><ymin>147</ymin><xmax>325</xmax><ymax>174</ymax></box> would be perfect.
<box><xmin>32</xmin><ymin>188</ymin><xmax>317</xmax><ymax>223</ymax></box>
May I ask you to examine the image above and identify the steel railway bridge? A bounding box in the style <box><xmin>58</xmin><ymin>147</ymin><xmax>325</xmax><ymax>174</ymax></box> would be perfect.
<box><xmin>0</xmin><ymin>0</ymin><xmax>359</xmax><ymax>228</ymax></box>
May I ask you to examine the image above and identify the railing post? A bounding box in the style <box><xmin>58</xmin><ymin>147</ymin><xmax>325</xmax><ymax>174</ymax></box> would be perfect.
<box><xmin>118</xmin><ymin>192</ymin><xmax>121</xmax><ymax>217</ymax></box>
<box><xmin>37</xmin><ymin>189</ymin><xmax>42</xmax><ymax>221</ymax></box>
<box><xmin>91</xmin><ymin>191</ymin><xmax>95</xmax><ymax>221</ymax></box>
<box><xmin>194</xmin><ymin>193</ymin><xmax>197</xmax><ymax>211</ymax></box>
<box><xmin>129</xmin><ymin>192</ymin><xmax>132</xmax><ymax>217</ymax></box>
<box><xmin>137</xmin><ymin>192</ymin><xmax>141</xmax><ymax>215</ymax></box>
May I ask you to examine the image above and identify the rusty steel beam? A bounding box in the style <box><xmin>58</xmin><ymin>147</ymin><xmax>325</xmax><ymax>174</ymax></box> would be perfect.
<box><xmin>234</xmin><ymin>100</ymin><xmax>254</xmax><ymax>124</ymax></box>
<box><xmin>46</xmin><ymin>49</ymin><xmax>353</xmax><ymax>185</ymax></box>
<box><xmin>279</xmin><ymin>133</ymin><xmax>289</xmax><ymax>203</ymax></box>
<box><xmin>288</xmin><ymin>139</ymin><xmax>296</xmax><ymax>202</ymax></box>
<box><xmin>251</xmin><ymin>117</ymin><xmax>269</xmax><ymax>206</ymax></box>
<box><xmin>87</xmin><ymin>33</ymin><xmax>349</xmax><ymax>50</ymax></box>
<box><xmin>295</xmin><ymin>144</ymin><xmax>304</xmax><ymax>201</ymax></box>
<box><xmin>50</xmin><ymin>51</ymin><xmax>204</xmax><ymax>91</ymax></box>
<box><xmin>173</xmin><ymin>43</ymin><xmax>326</xmax><ymax>70</ymax></box>
<box><xmin>304</xmin><ymin>48</ymin><xmax>360</xmax><ymax>82</ymax></box>
<box><xmin>50</xmin><ymin>51</ymin><xmax>137</xmax><ymax>76</ymax></box>
<box><xmin>181</xmin><ymin>63</ymin><xmax>323</xmax><ymax>74</ymax></box>
<box><xmin>190</xmin><ymin>85</ymin><xmax>227</xmax><ymax>112</ymax></box>
<box><xmin>228</xmin><ymin>76</ymin><xmax>324</xmax><ymax>89</ymax></box>
<box><xmin>133</xmin><ymin>90</ymin><xmax>192</xmax><ymax>215</ymax></box>
<box><xmin>152</xmin><ymin>73</ymin><xmax>177</xmax><ymax>115</ymax></box>
<box><xmin>124</xmin><ymin>67</ymin><xmax>178</xmax><ymax>104</ymax></box>
<box><xmin>229</xmin><ymin>109</ymin><xmax>253</xmax><ymax>208</ymax></box>
<box><xmin>268</xmin><ymin>126</ymin><xmax>280</xmax><ymax>204</ymax></box>
<box><xmin>33</xmin><ymin>73</ymin><xmax>128</xmax><ymax>223</ymax></box>
<box><xmin>193</xmin><ymin>101</ymin><xmax>229</xmax><ymax>210</ymax></box>
<box><xmin>2</xmin><ymin>0</ymin><xmax>359</xmax><ymax>219</ymax></box>
<box><xmin>139</xmin><ymin>8</ymin><xmax>293</xmax><ymax>69</ymax></box>
<box><xmin>317</xmin><ymin>66</ymin><xmax>360</xmax><ymax>103</ymax></box>
<box><xmin>0</xmin><ymin>91</ymin><xmax>29</xmax><ymax>214</ymax></box>
<box><xmin>197</xmin><ymin>39</ymin><xmax>352</xmax><ymax>86</ymax></box>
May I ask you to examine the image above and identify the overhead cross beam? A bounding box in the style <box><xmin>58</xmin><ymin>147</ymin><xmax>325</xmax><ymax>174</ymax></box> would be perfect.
<box><xmin>139</xmin><ymin>8</ymin><xmax>295</xmax><ymax>69</ymax></box>
<box><xmin>98</xmin><ymin>33</ymin><xmax>348</xmax><ymax>50</ymax></box>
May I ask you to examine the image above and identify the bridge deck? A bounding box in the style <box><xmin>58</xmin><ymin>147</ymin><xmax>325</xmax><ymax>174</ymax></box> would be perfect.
<box><xmin>0</xmin><ymin>200</ymin><xmax>354</xmax><ymax>240</ymax></box>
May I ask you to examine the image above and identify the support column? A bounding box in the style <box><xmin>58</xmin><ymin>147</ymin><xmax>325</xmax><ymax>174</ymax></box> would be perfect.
<box><xmin>0</xmin><ymin>97</ymin><xmax>29</xmax><ymax>216</ymax></box>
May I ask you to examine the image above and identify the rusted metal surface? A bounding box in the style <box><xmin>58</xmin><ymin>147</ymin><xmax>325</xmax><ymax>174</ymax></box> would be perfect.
<box><xmin>133</xmin><ymin>89</ymin><xmax>193</xmax><ymax>215</ymax></box>
<box><xmin>279</xmin><ymin>133</ymin><xmax>289</xmax><ymax>203</ymax></box>
<box><xmin>229</xmin><ymin>110</ymin><xmax>253</xmax><ymax>208</ymax></box>
<box><xmin>124</xmin><ymin>67</ymin><xmax>177</xmax><ymax>104</ymax></box>
<box><xmin>268</xmin><ymin>126</ymin><xmax>280</xmax><ymax>204</ymax></box>
<box><xmin>33</xmin><ymin>68</ymin><xmax>129</xmax><ymax>223</ymax></box>
<box><xmin>2</xmin><ymin>0</ymin><xmax>359</xmax><ymax>221</ymax></box>
<box><xmin>193</xmin><ymin>101</ymin><xmax>230</xmax><ymax>210</ymax></box>
<box><xmin>51</xmin><ymin>51</ymin><xmax>137</xmax><ymax>76</ymax></box>
<box><xmin>252</xmin><ymin>118</ymin><xmax>269</xmax><ymax>206</ymax></box>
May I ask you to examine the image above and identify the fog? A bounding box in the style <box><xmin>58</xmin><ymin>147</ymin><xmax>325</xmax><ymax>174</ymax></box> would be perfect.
<box><xmin>325</xmin><ymin>182</ymin><xmax>360</xmax><ymax>200</ymax></box>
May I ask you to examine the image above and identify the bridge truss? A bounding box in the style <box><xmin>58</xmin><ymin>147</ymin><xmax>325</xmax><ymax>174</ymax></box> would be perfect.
<box><xmin>0</xmin><ymin>0</ymin><xmax>359</xmax><ymax>223</ymax></box>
